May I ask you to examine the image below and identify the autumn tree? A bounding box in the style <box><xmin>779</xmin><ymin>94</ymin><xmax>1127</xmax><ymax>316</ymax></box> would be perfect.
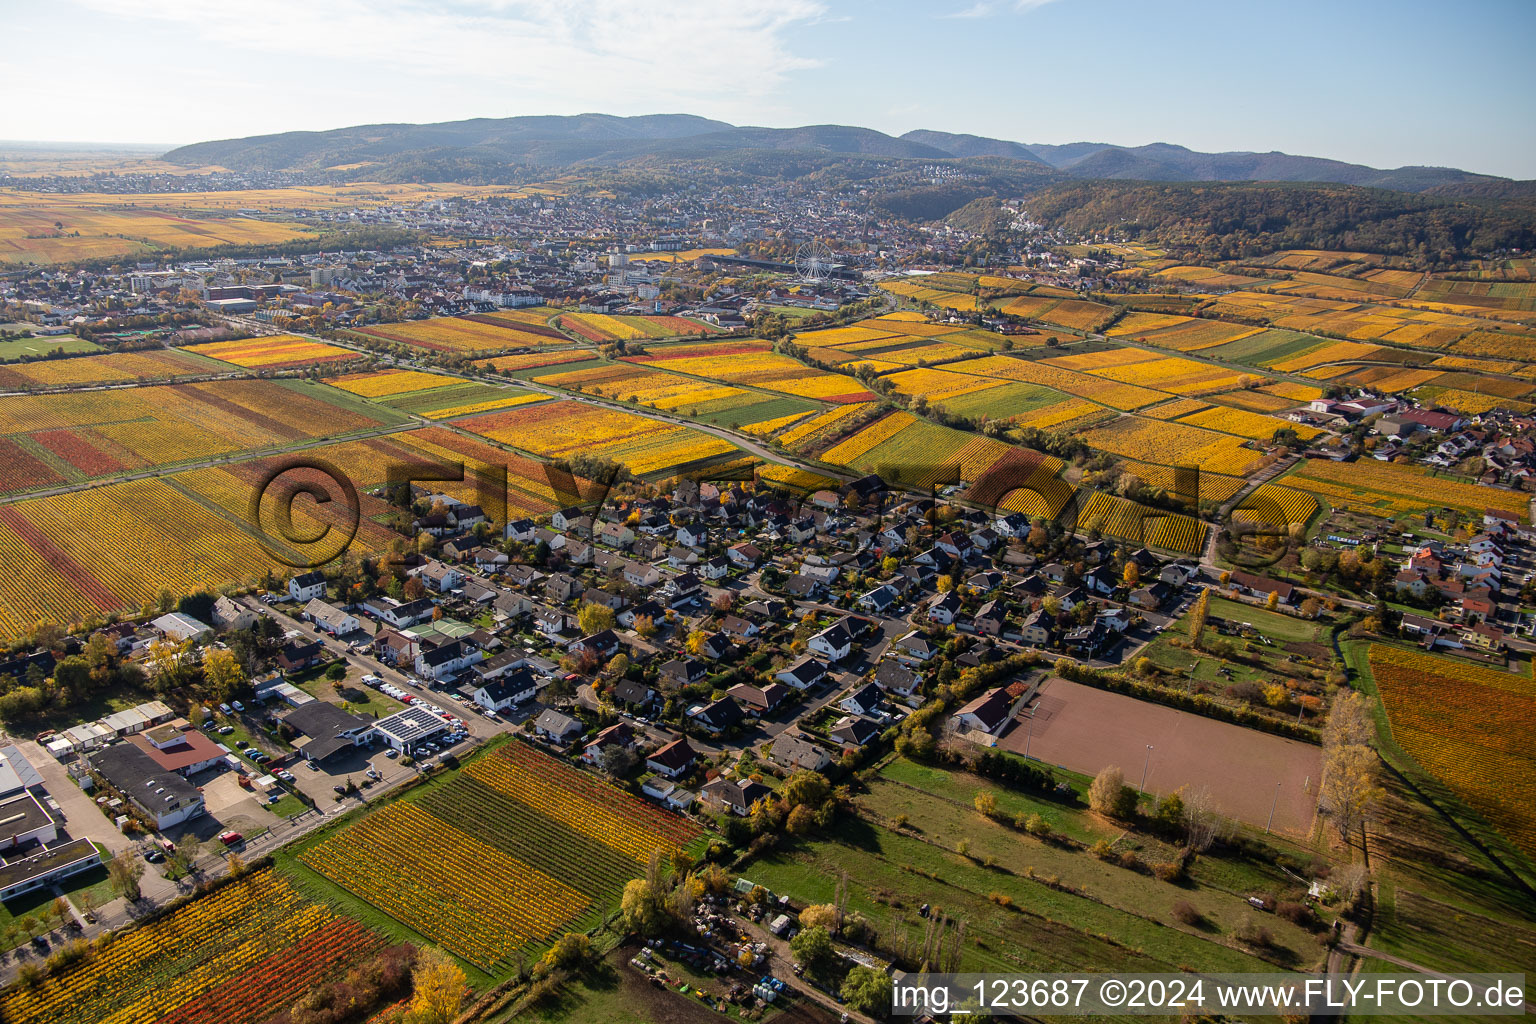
<box><xmin>577</xmin><ymin>601</ymin><xmax>616</xmax><ymax>635</ymax></box>
<box><xmin>108</xmin><ymin>856</ymin><xmax>144</xmax><ymax>901</ymax></box>
<box><xmin>1089</xmin><ymin>765</ymin><xmax>1136</xmax><ymax>818</ymax></box>
<box><xmin>202</xmin><ymin>647</ymin><xmax>246</xmax><ymax>702</ymax></box>
<box><xmin>1318</xmin><ymin>692</ymin><xmax>1383</xmax><ymax>863</ymax></box>
<box><xmin>1122</xmin><ymin>562</ymin><xmax>1140</xmax><ymax>588</ymax></box>
<box><xmin>1187</xmin><ymin>588</ymin><xmax>1210</xmax><ymax>648</ymax></box>
<box><xmin>405</xmin><ymin>948</ymin><xmax>468</xmax><ymax>1024</ymax></box>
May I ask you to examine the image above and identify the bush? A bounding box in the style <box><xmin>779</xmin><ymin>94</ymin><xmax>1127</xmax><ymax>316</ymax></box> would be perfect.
<box><xmin>1276</xmin><ymin>901</ymin><xmax>1316</xmax><ymax>929</ymax></box>
<box><xmin>1171</xmin><ymin>900</ymin><xmax>1205</xmax><ymax>926</ymax></box>
<box><xmin>1152</xmin><ymin>860</ymin><xmax>1186</xmax><ymax>883</ymax></box>
<box><xmin>1235</xmin><ymin>923</ymin><xmax>1275</xmax><ymax>948</ymax></box>
<box><xmin>988</xmin><ymin>891</ymin><xmax>1013</xmax><ymax>907</ymax></box>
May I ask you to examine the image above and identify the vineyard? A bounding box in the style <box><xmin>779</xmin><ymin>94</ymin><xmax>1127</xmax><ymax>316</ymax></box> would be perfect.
<box><xmin>295</xmin><ymin>740</ymin><xmax>704</xmax><ymax>972</ymax></box>
<box><xmin>0</xmin><ymin>868</ymin><xmax>383</xmax><ymax>1024</ymax></box>
<box><xmin>625</xmin><ymin>341</ymin><xmax>874</xmax><ymax>403</ymax></box>
<box><xmin>1285</xmin><ymin>459</ymin><xmax>1527</xmax><ymax>521</ymax></box>
<box><xmin>0</xmin><ymin>348</ymin><xmax>218</xmax><ymax>390</ymax></box>
<box><xmin>0</xmin><ymin>379</ymin><xmax>389</xmax><ymax>496</ymax></box>
<box><xmin>1079</xmin><ymin>491</ymin><xmax>1208</xmax><ymax>554</ymax></box>
<box><xmin>185</xmin><ymin>335</ymin><xmax>359</xmax><ymax>370</ymax></box>
<box><xmin>460</xmin><ymin>399</ymin><xmax>740</xmax><ymax>476</ymax></box>
<box><xmin>557</xmin><ymin>312</ymin><xmax>719</xmax><ymax>342</ymax></box>
<box><xmin>1078</xmin><ymin>416</ymin><xmax>1261</xmax><ymax>476</ymax></box>
<box><xmin>1367</xmin><ymin>645</ymin><xmax>1536</xmax><ymax>856</ymax></box>
<box><xmin>354</xmin><ymin>314</ymin><xmax>571</xmax><ymax>354</ymax></box>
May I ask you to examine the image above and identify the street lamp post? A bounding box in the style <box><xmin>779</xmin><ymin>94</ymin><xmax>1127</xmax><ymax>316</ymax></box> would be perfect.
<box><xmin>1140</xmin><ymin>744</ymin><xmax>1154</xmax><ymax>792</ymax></box>
<box><xmin>1266</xmin><ymin>782</ymin><xmax>1282</xmax><ymax>833</ymax></box>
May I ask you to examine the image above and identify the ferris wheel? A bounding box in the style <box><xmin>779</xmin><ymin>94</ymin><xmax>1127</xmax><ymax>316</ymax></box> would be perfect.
<box><xmin>794</xmin><ymin>239</ymin><xmax>836</xmax><ymax>283</ymax></box>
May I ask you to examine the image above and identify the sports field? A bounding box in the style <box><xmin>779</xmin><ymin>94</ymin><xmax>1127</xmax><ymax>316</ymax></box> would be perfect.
<box><xmin>1002</xmin><ymin>678</ymin><xmax>1322</xmax><ymax>834</ymax></box>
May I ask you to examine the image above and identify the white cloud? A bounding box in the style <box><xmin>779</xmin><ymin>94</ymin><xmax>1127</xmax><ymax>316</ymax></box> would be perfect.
<box><xmin>945</xmin><ymin>0</ymin><xmax>1059</xmax><ymax>17</ymax></box>
<box><xmin>63</xmin><ymin>0</ymin><xmax>825</xmax><ymax>126</ymax></box>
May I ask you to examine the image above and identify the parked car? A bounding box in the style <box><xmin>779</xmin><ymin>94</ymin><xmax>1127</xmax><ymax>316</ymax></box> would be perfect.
<box><xmin>218</xmin><ymin>831</ymin><xmax>243</xmax><ymax>845</ymax></box>
<box><xmin>231</xmin><ymin>701</ymin><xmax>246</xmax><ymax>712</ymax></box>
<box><xmin>277</xmin><ymin>770</ymin><xmax>296</xmax><ymax>783</ymax></box>
<box><xmin>333</xmin><ymin>785</ymin><xmax>347</xmax><ymax>795</ymax></box>
<box><xmin>219</xmin><ymin>703</ymin><xmax>232</xmax><ymax>714</ymax></box>
<box><xmin>217</xmin><ymin>726</ymin><xmax>234</xmax><ymax>735</ymax></box>
<box><xmin>142</xmin><ymin>848</ymin><xmax>165</xmax><ymax>863</ymax></box>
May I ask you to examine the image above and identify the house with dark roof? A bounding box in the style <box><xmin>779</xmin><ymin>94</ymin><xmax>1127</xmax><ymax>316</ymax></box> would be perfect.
<box><xmin>770</xmin><ymin>730</ymin><xmax>832</xmax><ymax>771</ymax></box>
<box><xmin>701</xmin><ymin>776</ymin><xmax>772</xmax><ymax>816</ymax></box>
<box><xmin>726</xmin><ymin>682</ymin><xmax>790</xmax><ymax>716</ymax></box>
<box><xmin>90</xmin><ymin>744</ymin><xmax>205</xmax><ymax>829</ymax></box>
<box><xmin>661</xmin><ymin>658</ymin><xmax>707</xmax><ymax>689</ymax></box>
<box><xmin>646</xmin><ymin>737</ymin><xmax>698</xmax><ymax>779</ymax></box>
<box><xmin>283</xmin><ymin>702</ymin><xmax>377</xmax><ymax>762</ymax></box>
<box><xmin>951</xmin><ymin>686</ymin><xmax>1016</xmax><ymax>735</ymax></box>
<box><xmin>473</xmin><ymin>668</ymin><xmax>539</xmax><ymax>712</ymax></box>
<box><xmin>690</xmin><ymin>696</ymin><xmax>743</xmax><ymax>734</ymax></box>
<box><xmin>829</xmin><ymin>715</ymin><xmax>881</xmax><ymax>750</ymax></box>
<box><xmin>839</xmin><ymin>683</ymin><xmax>885</xmax><ymax>717</ymax></box>
<box><xmin>775</xmin><ymin>656</ymin><xmax>827</xmax><ymax>691</ymax></box>
<box><xmin>808</xmin><ymin>621</ymin><xmax>854</xmax><ymax>662</ymax></box>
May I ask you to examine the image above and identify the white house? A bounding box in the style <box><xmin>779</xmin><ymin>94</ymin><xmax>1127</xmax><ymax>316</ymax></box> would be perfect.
<box><xmin>289</xmin><ymin>571</ymin><xmax>326</xmax><ymax>602</ymax></box>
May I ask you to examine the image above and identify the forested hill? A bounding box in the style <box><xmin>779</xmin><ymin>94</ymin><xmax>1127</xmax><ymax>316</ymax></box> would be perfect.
<box><xmin>1019</xmin><ymin>180</ymin><xmax>1536</xmax><ymax>261</ymax></box>
<box><xmin>164</xmin><ymin>113</ymin><xmax>1514</xmax><ymax>195</ymax></box>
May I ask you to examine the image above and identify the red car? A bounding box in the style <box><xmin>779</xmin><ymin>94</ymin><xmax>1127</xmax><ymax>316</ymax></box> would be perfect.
<box><xmin>218</xmin><ymin>831</ymin><xmax>243</xmax><ymax>846</ymax></box>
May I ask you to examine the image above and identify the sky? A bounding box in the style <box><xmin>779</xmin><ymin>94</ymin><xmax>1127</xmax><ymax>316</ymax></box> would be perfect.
<box><xmin>3</xmin><ymin>0</ymin><xmax>1534</xmax><ymax>178</ymax></box>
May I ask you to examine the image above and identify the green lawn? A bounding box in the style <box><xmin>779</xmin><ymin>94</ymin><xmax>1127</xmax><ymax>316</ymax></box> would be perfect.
<box><xmin>0</xmin><ymin>334</ymin><xmax>101</xmax><ymax>361</ymax></box>
<box><xmin>746</xmin><ymin>757</ymin><xmax>1323</xmax><ymax>980</ymax></box>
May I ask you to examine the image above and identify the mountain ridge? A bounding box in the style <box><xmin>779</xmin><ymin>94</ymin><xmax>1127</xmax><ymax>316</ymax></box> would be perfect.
<box><xmin>162</xmin><ymin>113</ymin><xmax>1516</xmax><ymax>194</ymax></box>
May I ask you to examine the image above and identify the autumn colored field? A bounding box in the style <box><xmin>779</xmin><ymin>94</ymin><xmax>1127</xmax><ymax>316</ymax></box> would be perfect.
<box><xmin>1367</xmin><ymin>645</ymin><xmax>1536</xmax><ymax>857</ymax></box>
<box><xmin>0</xmin><ymin>868</ymin><xmax>385</xmax><ymax>1024</ymax></box>
<box><xmin>294</xmin><ymin>740</ymin><xmax>703</xmax><ymax>971</ymax></box>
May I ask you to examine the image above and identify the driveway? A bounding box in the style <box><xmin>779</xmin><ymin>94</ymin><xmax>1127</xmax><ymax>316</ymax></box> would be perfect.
<box><xmin>15</xmin><ymin>739</ymin><xmax>136</xmax><ymax>856</ymax></box>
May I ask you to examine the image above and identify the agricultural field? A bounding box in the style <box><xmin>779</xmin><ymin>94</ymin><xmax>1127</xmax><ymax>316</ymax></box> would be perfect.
<box><xmin>294</xmin><ymin>741</ymin><xmax>704</xmax><ymax>973</ymax></box>
<box><xmin>1078</xmin><ymin>491</ymin><xmax>1207</xmax><ymax>553</ymax></box>
<box><xmin>460</xmin><ymin>399</ymin><xmax>741</xmax><ymax>477</ymax></box>
<box><xmin>0</xmin><ymin>424</ymin><xmax>583</xmax><ymax>637</ymax></box>
<box><xmin>354</xmin><ymin>314</ymin><xmax>572</xmax><ymax>354</ymax></box>
<box><xmin>530</xmin><ymin>359</ymin><xmax>819</xmax><ymax>429</ymax></box>
<box><xmin>323</xmin><ymin>368</ymin><xmax>462</xmax><ymax>398</ymax></box>
<box><xmin>1108</xmin><ymin>314</ymin><xmax>1265</xmax><ymax>352</ymax></box>
<box><xmin>556</xmin><ymin>312</ymin><xmax>719</xmax><ymax>343</ymax></box>
<box><xmin>1077</xmin><ymin>416</ymin><xmax>1262</xmax><ymax>476</ymax></box>
<box><xmin>816</xmin><ymin>410</ymin><xmax>1022</xmax><ymax>491</ymax></box>
<box><xmin>1065</xmin><ymin>352</ymin><xmax>1258</xmax><ymax>397</ymax></box>
<box><xmin>1229</xmin><ymin>483</ymin><xmax>1320</xmax><ymax>528</ymax></box>
<box><xmin>1366</xmin><ymin>645</ymin><xmax>1536</xmax><ymax>857</ymax></box>
<box><xmin>1282</xmin><ymin>458</ymin><xmax>1527</xmax><ymax>522</ymax></box>
<box><xmin>0</xmin><ymin>378</ymin><xmax>397</xmax><ymax>496</ymax></box>
<box><xmin>748</xmin><ymin>756</ymin><xmax>1299</xmax><ymax>979</ymax></box>
<box><xmin>1201</xmin><ymin>290</ymin><xmax>1536</xmax><ymax>361</ymax></box>
<box><xmin>617</xmin><ymin>247</ymin><xmax>735</xmax><ymax>263</ymax></box>
<box><xmin>0</xmin><ymin>868</ymin><xmax>384</xmax><ymax>1024</ymax></box>
<box><xmin>0</xmin><ymin>192</ymin><xmax>315</xmax><ymax>263</ymax></box>
<box><xmin>1009</xmin><ymin>678</ymin><xmax>1320</xmax><ymax>833</ymax></box>
<box><xmin>0</xmin><ymin>348</ymin><xmax>227</xmax><ymax>390</ymax></box>
<box><xmin>775</xmin><ymin>403</ymin><xmax>876</xmax><ymax>453</ymax></box>
<box><xmin>958</xmin><ymin>355</ymin><xmax>1168</xmax><ymax>411</ymax></box>
<box><xmin>474</xmin><ymin>350</ymin><xmax>598</xmax><ymax>375</ymax></box>
<box><xmin>184</xmin><ymin>334</ymin><xmax>361</xmax><ymax>371</ymax></box>
<box><xmin>625</xmin><ymin>341</ymin><xmax>874</xmax><ymax>403</ymax></box>
<box><xmin>1176</xmin><ymin>404</ymin><xmax>1321</xmax><ymax>441</ymax></box>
